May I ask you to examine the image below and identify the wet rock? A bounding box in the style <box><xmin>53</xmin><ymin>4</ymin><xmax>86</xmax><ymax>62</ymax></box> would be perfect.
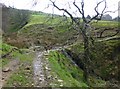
<box><xmin>2</xmin><ymin>67</ymin><xmax>11</xmax><ymax>72</ymax></box>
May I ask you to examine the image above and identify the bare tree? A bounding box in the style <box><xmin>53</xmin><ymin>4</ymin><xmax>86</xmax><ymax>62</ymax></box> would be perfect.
<box><xmin>50</xmin><ymin>0</ymin><xmax>108</xmax><ymax>83</ymax></box>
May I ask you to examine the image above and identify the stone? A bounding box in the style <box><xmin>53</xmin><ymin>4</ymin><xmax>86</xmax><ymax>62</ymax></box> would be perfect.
<box><xmin>31</xmin><ymin>84</ymin><xmax>34</xmax><ymax>86</ymax></box>
<box><xmin>40</xmin><ymin>75</ymin><xmax>44</xmax><ymax>77</ymax></box>
<box><xmin>39</xmin><ymin>78</ymin><xmax>44</xmax><ymax>81</ymax></box>
<box><xmin>2</xmin><ymin>77</ymin><xmax>4</xmax><ymax>80</ymax></box>
<box><xmin>60</xmin><ymin>84</ymin><xmax>63</xmax><ymax>87</ymax></box>
<box><xmin>45</xmin><ymin>66</ymin><xmax>49</xmax><ymax>70</ymax></box>
<box><xmin>50</xmin><ymin>83</ymin><xmax>57</xmax><ymax>86</ymax></box>
<box><xmin>58</xmin><ymin>79</ymin><xmax>63</xmax><ymax>82</ymax></box>
<box><xmin>54</xmin><ymin>76</ymin><xmax>57</xmax><ymax>79</ymax></box>
<box><xmin>47</xmin><ymin>75</ymin><xmax>52</xmax><ymax>79</ymax></box>
<box><xmin>2</xmin><ymin>67</ymin><xmax>11</xmax><ymax>72</ymax></box>
<box><xmin>45</xmin><ymin>58</ymin><xmax>49</xmax><ymax>60</ymax></box>
<box><xmin>25</xmin><ymin>66</ymin><xmax>30</xmax><ymax>70</ymax></box>
<box><xmin>13</xmin><ymin>82</ymin><xmax>17</xmax><ymax>86</ymax></box>
<box><xmin>44</xmin><ymin>54</ymin><xmax>49</xmax><ymax>56</ymax></box>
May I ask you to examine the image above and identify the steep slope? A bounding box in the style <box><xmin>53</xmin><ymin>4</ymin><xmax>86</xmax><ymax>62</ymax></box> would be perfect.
<box><xmin>46</xmin><ymin>50</ymin><xmax>88</xmax><ymax>87</ymax></box>
<box><xmin>1</xmin><ymin>43</ymin><xmax>34</xmax><ymax>87</ymax></box>
<box><xmin>4</xmin><ymin>14</ymin><xmax>78</xmax><ymax>48</ymax></box>
<box><xmin>64</xmin><ymin>40</ymin><xmax>120</xmax><ymax>87</ymax></box>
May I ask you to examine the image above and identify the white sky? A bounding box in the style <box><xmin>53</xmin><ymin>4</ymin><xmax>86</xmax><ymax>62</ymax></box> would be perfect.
<box><xmin>0</xmin><ymin>0</ymin><xmax>119</xmax><ymax>18</ymax></box>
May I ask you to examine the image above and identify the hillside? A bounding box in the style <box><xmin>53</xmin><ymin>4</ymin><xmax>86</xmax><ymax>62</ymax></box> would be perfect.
<box><xmin>1</xmin><ymin>8</ymin><xmax>120</xmax><ymax>88</ymax></box>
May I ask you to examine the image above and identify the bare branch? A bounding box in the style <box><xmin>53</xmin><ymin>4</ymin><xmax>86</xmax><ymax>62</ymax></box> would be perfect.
<box><xmin>50</xmin><ymin>0</ymin><xmax>75</xmax><ymax>23</ymax></box>
<box><xmin>68</xmin><ymin>2</ymin><xmax>71</xmax><ymax>9</ymax></box>
<box><xmin>50</xmin><ymin>1</ymin><xmax>70</xmax><ymax>15</ymax></box>
<box><xmin>88</xmin><ymin>0</ymin><xmax>107</xmax><ymax>23</ymax></box>
<box><xmin>101</xmin><ymin>0</ymin><xmax>107</xmax><ymax>14</ymax></box>
<box><xmin>73</xmin><ymin>0</ymin><xmax>82</xmax><ymax>15</ymax></box>
<box><xmin>73</xmin><ymin>0</ymin><xmax>86</xmax><ymax>22</ymax></box>
<box><xmin>103</xmin><ymin>9</ymin><xmax>119</xmax><ymax>14</ymax></box>
<box><xmin>81</xmin><ymin>0</ymin><xmax>87</xmax><ymax>22</ymax></box>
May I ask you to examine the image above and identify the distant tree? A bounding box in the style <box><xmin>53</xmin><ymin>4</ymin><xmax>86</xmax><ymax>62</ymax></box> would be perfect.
<box><xmin>1</xmin><ymin>3</ymin><xmax>9</xmax><ymax>32</ymax></box>
<box><xmin>8</xmin><ymin>8</ymin><xmax>30</xmax><ymax>32</ymax></box>
<box><xmin>86</xmin><ymin>15</ymin><xmax>91</xmax><ymax>20</ymax></box>
<box><xmin>1</xmin><ymin>5</ymin><xmax>30</xmax><ymax>32</ymax></box>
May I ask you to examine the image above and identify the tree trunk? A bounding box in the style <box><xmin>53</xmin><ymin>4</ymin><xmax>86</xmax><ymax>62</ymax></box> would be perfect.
<box><xmin>82</xmin><ymin>29</ymin><xmax>90</xmax><ymax>83</ymax></box>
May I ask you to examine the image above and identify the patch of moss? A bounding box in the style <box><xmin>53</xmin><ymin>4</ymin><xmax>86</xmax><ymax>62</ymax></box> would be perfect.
<box><xmin>2</xmin><ymin>43</ymin><xmax>13</xmax><ymax>55</ymax></box>
<box><xmin>1</xmin><ymin>43</ymin><xmax>14</xmax><ymax>67</ymax></box>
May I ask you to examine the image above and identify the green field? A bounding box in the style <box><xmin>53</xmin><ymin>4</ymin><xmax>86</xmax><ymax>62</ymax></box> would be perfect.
<box><xmin>92</xmin><ymin>20</ymin><xmax>118</xmax><ymax>28</ymax></box>
<box><xmin>26</xmin><ymin>14</ymin><xmax>119</xmax><ymax>28</ymax></box>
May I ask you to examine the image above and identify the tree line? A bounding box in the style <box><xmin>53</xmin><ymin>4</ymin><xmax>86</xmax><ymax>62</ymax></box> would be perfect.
<box><xmin>1</xmin><ymin>3</ymin><xmax>30</xmax><ymax>32</ymax></box>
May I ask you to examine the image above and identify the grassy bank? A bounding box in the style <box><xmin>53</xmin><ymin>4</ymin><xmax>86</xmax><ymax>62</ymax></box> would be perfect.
<box><xmin>5</xmin><ymin>52</ymin><xmax>34</xmax><ymax>87</ymax></box>
<box><xmin>46</xmin><ymin>50</ymin><xmax>88</xmax><ymax>87</ymax></box>
<box><xmin>1</xmin><ymin>43</ymin><xmax>35</xmax><ymax>87</ymax></box>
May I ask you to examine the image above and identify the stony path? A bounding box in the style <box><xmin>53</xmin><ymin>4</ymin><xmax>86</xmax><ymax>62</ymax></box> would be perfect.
<box><xmin>33</xmin><ymin>51</ymin><xmax>48</xmax><ymax>87</ymax></box>
<box><xmin>33</xmin><ymin>47</ymin><xmax>64</xmax><ymax>87</ymax></box>
<box><xmin>33</xmin><ymin>46</ymin><xmax>71</xmax><ymax>87</ymax></box>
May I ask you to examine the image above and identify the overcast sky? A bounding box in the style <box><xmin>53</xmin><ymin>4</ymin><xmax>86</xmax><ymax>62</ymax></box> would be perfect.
<box><xmin>0</xmin><ymin>0</ymin><xmax>119</xmax><ymax>18</ymax></box>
